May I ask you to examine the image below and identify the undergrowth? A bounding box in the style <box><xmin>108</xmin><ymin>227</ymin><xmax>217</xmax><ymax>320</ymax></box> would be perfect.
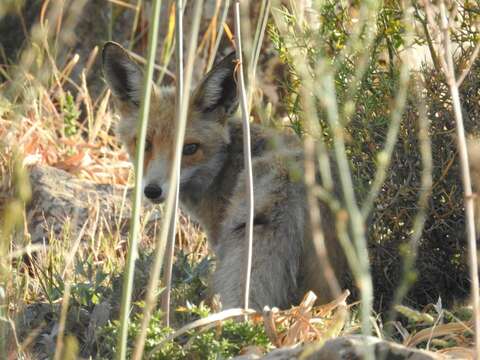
<box><xmin>1</xmin><ymin>0</ymin><xmax>479</xmax><ymax>359</ymax></box>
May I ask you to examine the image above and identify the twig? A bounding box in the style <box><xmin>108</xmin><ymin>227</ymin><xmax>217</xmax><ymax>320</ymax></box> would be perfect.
<box><xmin>131</xmin><ymin>1</ymin><xmax>204</xmax><ymax>359</ymax></box>
<box><xmin>129</xmin><ymin>0</ymin><xmax>143</xmax><ymax>49</ymax></box>
<box><xmin>414</xmin><ymin>4</ymin><xmax>442</xmax><ymax>74</ymax></box>
<box><xmin>438</xmin><ymin>1</ymin><xmax>480</xmax><ymax>356</ymax></box>
<box><xmin>320</xmin><ymin>71</ymin><xmax>374</xmax><ymax>359</ymax></box>
<box><xmin>160</xmin><ymin>0</ymin><xmax>184</xmax><ymax>328</ymax></box>
<box><xmin>115</xmin><ymin>1</ymin><xmax>163</xmax><ymax>359</ymax></box>
<box><xmin>248</xmin><ymin>0</ymin><xmax>271</xmax><ymax>108</ymax></box>
<box><xmin>385</xmin><ymin>79</ymin><xmax>433</xmax><ymax>333</ymax></box>
<box><xmin>456</xmin><ymin>40</ymin><xmax>480</xmax><ymax>87</ymax></box>
<box><xmin>296</xmin><ymin>52</ymin><xmax>341</xmax><ymax>298</ymax></box>
<box><xmin>361</xmin><ymin>5</ymin><xmax>414</xmax><ymax>218</ymax></box>
<box><xmin>128</xmin><ymin>51</ymin><xmax>175</xmax><ymax>79</ymax></box>
<box><xmin>233</xmin><ymin>0</ymin><xmax>255</xmax><ymax>314</ymax></box>
<box><xmin>206</xmin><ymin>0</ymin><xmax>231</xmax><ymax>72</ymax></box>
<box><xmin>53</xmin><ymin>222</ymin><xmax>87</xmax><ymax>360</ymax></box>
<box><xmin>148</xmin><ymin>308</ymin><xmax>257</xmax><ymax>357</ymax></box>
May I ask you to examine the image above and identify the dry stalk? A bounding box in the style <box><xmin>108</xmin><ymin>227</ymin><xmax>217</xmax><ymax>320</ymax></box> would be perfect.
<box><xmin>131</xmin><ymin>1</ymin><xmax>204</xmax><ymax>359</ymax></box>
<box><xmin>206</xmin><ymin>0</ymin><xmax>231</xmax><ymax>72</ymax></box>
<box><xmin>456</xmin><ymin>40</ymin><xmax>480</xmax><ymax>87</ymax></box>
<box><xmin>436</xmin><ymin>0</ymin><xmax>480</xmax><ymax>356</ymax></box>
<box><xmin>233</xmin><ymin>0</ymin><xmax>255</xmax><ymax>314</ymax></box>
<box><xmin>298</xmin><ymin>61</ymin><xmax>341</xmax><ymax>297</ymax></box>
<box><xmin>320</xmin><ymin>71</ymin><xmax>374</xmax><ymax>359</ymax></box>
<box><xmin>115</xmin><ymin>0</ymin><xmax>163</xmax><ymax>358</ymax></box>
<box><xmin>360</xmin><ymin>4</ymin><xmax>414</xmax><ymax>218</ymax></box>
<box><xmin>247</xmin><ymin>0</ymin><xmax>271</xmax><ymax>108</ymax></box>
<box><xmin>148</xmin><ymin>308</ymin><xmax>257</xmax><ymax>356</ymax></box>
<box><xmin>160</xmin><ymin>0</ymin><xmax>184</xmax><ymax>328</ymax></box>
<box><xmin>53</xmin><ymin>222</ymin><xmax>87</xmax><ymax>360</ymax></box>
<box><xmin>386</xmin><ymin>79</ymin><xmax>433</xmax><ymax>335</ymax></box>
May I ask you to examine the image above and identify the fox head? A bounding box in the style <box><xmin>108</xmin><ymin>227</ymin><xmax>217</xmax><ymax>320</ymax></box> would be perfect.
<box><xmin>102</xmin><ymin>42</ymin><xmax>238</xmax><ymax>204</ymax></box>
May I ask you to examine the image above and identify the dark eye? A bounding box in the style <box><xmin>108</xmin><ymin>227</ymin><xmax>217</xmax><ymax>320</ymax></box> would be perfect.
<box><xmin>145</xmin><ymin>139</ymin><xmax>152</xmax><ymax>152</ymax></box>
<box><xmin>183</xmin><ymin>143</ymin><xmax>199</xmax><ymax>156</ymax></box>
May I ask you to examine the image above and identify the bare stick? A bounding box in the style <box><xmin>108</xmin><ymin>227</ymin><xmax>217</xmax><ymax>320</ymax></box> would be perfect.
<box><xmin>438</xmin><ymin>1</ymin><xmax>480</xmax><ymax>355</ymax></box>
<box><xmin>386</xmin><ymin>80</ymin><xmax>433</xmax><ymax>331</ymax></box>
<box><xmin>160</xmin><ymin>0</ymin><xmax>184</xmax><ymax>329</ymax></box>
<box><xmin>206</xmin><ymin>0</ymin><xmax>231</xmax><ymax>72</ymax></box>
<box><xmin>361</xmin><ymin>5</ymin><xmax>414</xmax><ymax>219</ymax></box>
<box><xmin>456</xmin><ymin>40</ymin><xmax>480</xmax><ymax>87</ymax></box>
<box><xmin>116</xmin><ymin>1</ymin><xmax>163</xmax><ymax>358</ymax></box>
<box><xmin>233</xmin><ymin>0</ymin><xmax>255</xmax><ymax>313</ymax></box>
<box><xmin>248</xmin><ymin>0</ymin><xmax>271</xmax><ymax>108</ymax></box>
<box><xmin>297</xmin><ymin>54</ymin><xmax>341</xmax><ymax>298</ymax></box>
<box><xmin>148</xmin><ymin>308</ymin><xmax>256</xmax><ymax>356</ymax></box>
<box><xmin>131</xmin><ymin>1</ymin><xmax>204</xmax><ymax>358</ymax></box>
<box><xmin>320</xmin><ymin>71</ymin><xmax>374</xmax><ymax>359</ymax></box>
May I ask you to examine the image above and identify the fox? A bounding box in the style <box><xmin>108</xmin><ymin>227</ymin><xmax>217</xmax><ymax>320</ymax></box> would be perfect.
<box><xmin>102</xmin><ymin>41</ymin><xmax>348</xmax><ymax>310</ymax></box>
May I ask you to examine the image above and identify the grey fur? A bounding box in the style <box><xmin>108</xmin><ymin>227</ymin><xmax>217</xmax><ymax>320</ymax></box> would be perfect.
<box><xmin>103</xmin><ymin>42</ymin><xmax>347</xmax><ymax>310</ymax></box>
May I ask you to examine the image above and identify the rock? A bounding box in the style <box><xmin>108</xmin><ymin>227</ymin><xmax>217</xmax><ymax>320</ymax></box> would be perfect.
<box><xmin>26</xmin><ymin>164</ymin><xmax>160</xmax><ymax>246</ymax></box>
<box><xmin>232</xmin><ymin>335</ymin><xmax>445</xmax><ymax>360</ymax></box>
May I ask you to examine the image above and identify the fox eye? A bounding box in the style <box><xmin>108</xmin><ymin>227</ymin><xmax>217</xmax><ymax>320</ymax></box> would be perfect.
<box><xmin>145</xmin><ymin>139</ymin><xmax>152</xmax><ymax>152</ymax></box>
<box><xmin>133</xmin><ymin>138</ymin><xmax>152</xmax><ymax>152</ymax></box>
<box><xmin>183</xmin><ymin>143</ymin><xmax>199</xmax><ymax>156</ymax></box>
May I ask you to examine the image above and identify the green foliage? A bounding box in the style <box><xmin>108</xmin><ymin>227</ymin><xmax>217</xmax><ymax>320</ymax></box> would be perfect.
<box><xmin>267</xmin><ymin>0</ymin><xmax>479</xmax><ymax>309</ymax></box>
<box><xmin>97</xmin><ymin>307</ymin><xmax>271</xmax><ymax>360</ymax></box>
<box><xmin>61</xmin><ymin>91</ymin><xmax>80</xmax><ymax>137</ymax></box>
<box><xmin>171</xmin><ymin>250</ymin><xmax>212</xmax><ymax>323</ymax></box>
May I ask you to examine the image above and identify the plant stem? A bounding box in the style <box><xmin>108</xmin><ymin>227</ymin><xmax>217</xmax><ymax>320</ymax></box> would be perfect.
<box><xmin>160</xmin><ymin>0</ymin><xmax>184</xmax><ymax>328</ymax></box>
<box><xmin>131</xmin><ymin>1</ymin><xmax>203</xmax><ymax>358</ymax></box>
<box><xmin>115</xmin><ymin>1</ymin><xmax>162</xmax><ymax>359</ymax></box>
<box><xmin>233</xmin><ymin>0</ymin><xmax>255</xmax><ymax>313</ymax></box>
<box><xmin>439</xmin><ymin>1</ymin><xmax>480</xmax><ymax>355</ymax></box>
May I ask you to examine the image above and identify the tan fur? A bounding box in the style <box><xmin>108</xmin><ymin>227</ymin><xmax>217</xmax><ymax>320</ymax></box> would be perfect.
<box><xmin>103</xmin><ymin>42</ymin><xmax>347</xmax><ymax>309</ymax></box>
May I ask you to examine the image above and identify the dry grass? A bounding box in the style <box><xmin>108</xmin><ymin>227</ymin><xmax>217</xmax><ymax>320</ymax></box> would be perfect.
<box><xmin>1</xmin><ymin>0</ymin><xmax>479</xmax><ymax>359</ymax></box>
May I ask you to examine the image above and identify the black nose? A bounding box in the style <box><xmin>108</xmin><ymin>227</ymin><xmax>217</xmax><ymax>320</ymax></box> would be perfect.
<box><xmin>144</xmin><ymin>184</ymin><xmax>162</xmax><ymax>199</ymax></box>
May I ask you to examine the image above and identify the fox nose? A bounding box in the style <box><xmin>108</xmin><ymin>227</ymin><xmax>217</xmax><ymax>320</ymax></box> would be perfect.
<box><xmin>144</xmin><ymin>184</ymin><xmax>163</xmax><ymax>200</ymax></box>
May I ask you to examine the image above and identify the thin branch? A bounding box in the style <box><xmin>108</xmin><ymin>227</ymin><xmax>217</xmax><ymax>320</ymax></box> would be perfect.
<box><xmin>116</xmin><ymin>0</ymin><xmax>163</xmax><ymax>358</ymax></box>
<box><xmin>53</xmin><ymin>222</ymin><xmax>87</xmax><ymax>360</ymax></box>
<box><xmin>456</xmin><ymin>39</ymin><xmax>480</xmax><ymax>87</ymax></box>
<box><xmin>131</xmin><ymin>0</ymin><xmax>203</xmax><ymax>357</ymax></box>
<box><xmin>361</xmin><ymin>5</ymin><xmax>413</xmax><ymax>218</ymax></box>
<box><xmin>414</xmin><ymin>4</ymin><xmax>442</xmax><ymax>74</ymax></box>
<box><xmin>320</xmin><ymin>69</ymin><xmax>374</xmax><ymax>359</ymax></box>
<box><xmin>206</xmin><ymin>0</ymin><xmax>231</xmax><ymax>72</ymax></box>
<box><xmin>247</xmin><ymin>0</ymin><xmax>271</xmax><ymax>108</ymax></box>
<box><xmin>298</xmin><ymin>56</ymin><xmax>341</xmax><ymax>299</ymax></box>
<box><xmin>148</xmin><ymin>308</ymin><xmax>256</xmax><ymax>356</ymax></box>
<box><xmin>385</xmin><ymin>79</ymin><xmax>433</xmax><ymax>332</ymax></box>
<box><xmin>438</xmin><ymin>1</ymin><xmax>480</xmax><ymax>356</ymax></box>
<box><xmin>160</xmin><ymin>0</ymin><xmax>184</xmax><ymax>328</ymax></box>
<box><xmin>233</xmin><ymin>0</ymin><xmax>255</xmax><ymax>313</ymax></box>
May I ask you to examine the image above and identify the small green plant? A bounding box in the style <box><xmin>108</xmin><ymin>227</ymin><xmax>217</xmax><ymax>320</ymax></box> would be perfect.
<box><xmin>97</xmin><ymin>306</ymin><xmax>271</xmax><ymax>360</ymax></box>
<box><xmin>62</xmin><ymin>91</ymin><xmax>80</xmax><ymax>137</ymax></box>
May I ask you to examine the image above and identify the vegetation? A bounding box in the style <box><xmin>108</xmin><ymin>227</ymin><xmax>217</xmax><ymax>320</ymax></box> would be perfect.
<box><xmin>1</xmin><ymin>0</ymin><xmax>479</xmax><ymax>359</ymax></box>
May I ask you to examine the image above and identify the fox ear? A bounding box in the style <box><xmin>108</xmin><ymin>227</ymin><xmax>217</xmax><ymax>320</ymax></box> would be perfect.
<box><xmin>102</xmin><ymin>41</ymin><xmax>143</xmax><ymax>106</ymax></box>
<box><xmin>193</xmin><ymin>52</ymin><xmax>238</xmax><ymax>117</ymax></box>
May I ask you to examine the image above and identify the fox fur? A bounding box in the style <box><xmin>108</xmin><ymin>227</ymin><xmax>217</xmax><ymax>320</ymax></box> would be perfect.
<box><xmin>102</xmin><ymin>42</ymin><xmax>348</xmax><ymax>310</ymax></box>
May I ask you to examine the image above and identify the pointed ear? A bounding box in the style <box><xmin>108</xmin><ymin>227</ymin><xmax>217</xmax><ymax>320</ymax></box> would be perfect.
<box><xmin>102</xmin><ymin>41</ymin><xmax>143</xmax><ymax>106</ymax></box>
<box><xmin>193</xmin><ymin>52</ymin><xmax>238</xmax><ymax>116</ymax></box>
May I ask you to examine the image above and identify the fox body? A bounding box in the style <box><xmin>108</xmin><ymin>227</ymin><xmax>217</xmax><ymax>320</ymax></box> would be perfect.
<box><xmin>103</xmin><ymin>42</ymin><xmax>347</xmax><ymax>309</ymax></box>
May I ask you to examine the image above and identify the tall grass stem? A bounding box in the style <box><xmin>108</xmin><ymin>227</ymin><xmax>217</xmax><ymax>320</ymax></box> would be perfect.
<box><xmin>439</xmin><ymin>1</ymin><xmax>480</xmax><ymax>355</ymax></box>
<box><xmin>160</xmin><ymin>0</ymin><xmax>184</xmax><ymax>328</ymax></box>
<box><xmin>131</xmin><ymin>1</ymin><xmax>203</xmax><ymax>358</ymax></box>
<box><xmin>233</xmin><ymin>0</ymin><xmax>255</xmax><ymax>313</ymax></box>
<box><xmin>115</xmin><ymin>0</ymin><xmax>163</xmax><ymax>358</ymax></box>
